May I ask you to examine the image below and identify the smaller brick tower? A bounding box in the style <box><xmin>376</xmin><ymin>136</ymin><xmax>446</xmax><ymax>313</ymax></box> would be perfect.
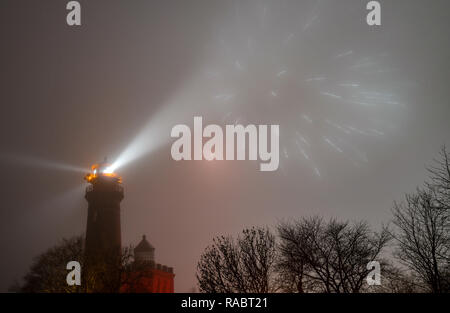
<box><xmin>121</xmin><ymin>235</ymin><xmax>175</xmax><ymax>293</ymax></box>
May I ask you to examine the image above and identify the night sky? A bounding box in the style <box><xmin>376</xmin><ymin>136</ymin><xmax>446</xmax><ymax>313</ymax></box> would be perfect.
<box><xmin>1</xmin><ymin>0</ymin><xmax>449</xmax><ymax>292</ymax></box>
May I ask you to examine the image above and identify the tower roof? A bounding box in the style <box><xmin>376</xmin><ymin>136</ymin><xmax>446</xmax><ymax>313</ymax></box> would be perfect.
<box><xmin>134</xmin><ymin>235</ymin><xmax>155</xmax><ymax>252</ymax></box>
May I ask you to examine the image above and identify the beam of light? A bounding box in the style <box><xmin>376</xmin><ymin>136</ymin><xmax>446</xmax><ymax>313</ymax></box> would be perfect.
<box><xmin>36</xmin><ymin>183</ymin><xmax>87</xmax><ymax>213</ymax></box>
<box><xmin>277</xmin><ymin>70</ymin><xmax>287</xmax><ymax>77</ymax></box>
<box><xmin>106</xmin><ymin>105</ymin><xmax>175</xmax><ymax>173</ymax></box>
<box><xmin>23</xmin><ymin>183</ymin><xmax>88</xmax><ymax>232</ymax></box>
<box><xmin>0</xmin><ymin>153</ymin><xmax>89</xmax><ymax>173</ymax></box>
<box><xmin>107</xmin><ymin>76</ymin><xmax>221</xmax><ymax>173</ymax></box>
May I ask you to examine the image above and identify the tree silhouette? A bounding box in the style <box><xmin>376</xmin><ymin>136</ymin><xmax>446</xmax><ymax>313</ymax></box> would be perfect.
<box><xmin>196</xmin><ymin>227</ymin><xmax>278</xmax><ymax>293</ymax></box>
<box><xmin>19</xmin><ymin>236</ymin><xmax>84</xmax><ymax>293</ymax></box>
<box><xmin>392</xmin><ymin>190</ymin><xmax>449</xmax><ymax>292</ymax></box>
<box><xmin>426</xmin><ymin>146</ymin><xmax>450</xmax><ymax>212</ymax></box>
<box><xmin>391</xmin><ymin>147</ymin><xmax>450</xmax><ymax>293</ymax></box>
<box><xmin>277</xmin><ymin>216</ymin><xmax>390</xmax><ymax>293</ymax></box>
<box><xmin>15</xmin><ymin>235</ymin><xmax>148</xmax><ymax>293</ymax></box>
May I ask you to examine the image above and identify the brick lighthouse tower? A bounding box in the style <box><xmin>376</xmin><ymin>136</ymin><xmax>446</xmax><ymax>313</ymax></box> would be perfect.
<box><xmin>83</xmin><ymin>159</ymin><xmax>124</xmax><ymax>292</ymax></box>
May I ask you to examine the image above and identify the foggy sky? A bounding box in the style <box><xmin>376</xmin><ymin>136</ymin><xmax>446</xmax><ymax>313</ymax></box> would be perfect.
<box><xmin>0</xmin><ymin>0</ymin><xmax>449</xmax><ymax>292</ymax></box>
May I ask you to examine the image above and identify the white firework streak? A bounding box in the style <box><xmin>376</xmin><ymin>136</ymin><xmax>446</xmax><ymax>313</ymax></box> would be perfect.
<box><xmin>302</xmin><ymin>115</ymin><xmax>313</xmax><ymax>124</ymax></box>
<box><xmin>321</xmin><ymin>92</ymin><xmax>342</xmax><ymax>99</ymax></box>
<box><xmin>214</xmin><ymin>94</ymin><xmax>234</xmax><ymax>101</ymax></box>
<box><xmin>325</xmin><ymin>119</ymin><xmax>351</xmax><ymax>135</ymax></box>
<box><xmin>314</xmin><ymin>167</ymin><xmax>321</xmax><ymax>177</ymax></box>
<box><xmin>305</xmin><ymin>77</ymin><xmax>326</xmax><ymax>82</ymax></box>
<box><xmin>335</xmin><ymin>50</ymin><xmax>353</xmax><ymax>58</ymax></box>
<box><xmin>323</xmin><ymin>137</ymin><xmax>343</xmax><ymax>153</ymax></box>
<box><xmin>339</xmin><ymin>83</ymin><xmax>360</xmax><ymax>88</ymax></box>
<box><xmin>202</xmin><ymin>1</ymin><xmax>402</xmax><ymax>176</ymax></box>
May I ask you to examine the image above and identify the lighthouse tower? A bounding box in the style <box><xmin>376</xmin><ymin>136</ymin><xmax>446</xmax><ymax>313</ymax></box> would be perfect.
<box><xmin>83</xmin><ymin>159</ymin><xmax>124</xmax><ymax>292</ymax></box>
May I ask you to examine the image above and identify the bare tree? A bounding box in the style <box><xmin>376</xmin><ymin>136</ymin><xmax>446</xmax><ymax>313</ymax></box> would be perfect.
<box><xmin>426</xmin><ymin>146</ymin><xmax>450</xmax><ymax>270</ymax></box>
<box><xmin>15</xmin><ymin>236</ymin><xmax>148</xmax><ymax>293</ymax></box>
<box><xmin>19</xmin><ymin>236</ymin><xmax>84</xmax><ymax>293</ymax></box>
<box><xmin>365</xmin><ymin>261</ymin><xmax>425</xmax><ymax>293</ymax></box>
<box><xmin>82</xmin><ymin>245</ymin><xmax>139</xmax><ymax>293</ymax></box>
<box><xmin>119</xmin><ymin>249</ymin><xmax>157</xmax><ymax>293</ymax></box>
<box><xmin>278</xmin><ymin>216</ymin><xmax>390</xmax><ymax>293</ymax></box>
<box><xmin>392</xmin><ymin>188</ymin><xmax>449</xmax><ymax>293</ymax></box>
<box><xmin>196</xmin><ymin>227</ymin><xmax>278</xmax><ymax>293</ymax></box>
<box><xmin>426</xmin><ymin>146</ymin><xmax>450</xmax><ymax>211</ymax></box>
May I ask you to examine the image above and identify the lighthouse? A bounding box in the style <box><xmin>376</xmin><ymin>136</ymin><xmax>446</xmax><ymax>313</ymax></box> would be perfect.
<box><xmin>82</xmin><ymin>159</ymin><xmax>174</xmax><ymax>292</ymax></box>
<box><xmin>83</xmin><ymin>159</ymin><xmax>124</xmax><ymax>292</ymax></box>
